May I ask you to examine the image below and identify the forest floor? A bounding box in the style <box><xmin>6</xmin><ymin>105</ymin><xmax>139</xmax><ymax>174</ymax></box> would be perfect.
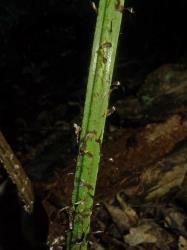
<box><xmin>22</xmin><ymin>64</ymin><xmax>187</xmax><ymax>250</ymax></box>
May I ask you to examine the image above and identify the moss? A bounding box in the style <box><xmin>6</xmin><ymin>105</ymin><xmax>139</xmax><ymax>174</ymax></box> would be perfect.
<box><xmin>164</xmin><ymin>71</ymin><xmax>175</xmax><ymax>82</ymax></box>
<box><xmin>141</xmin><ymin>95</ymin><xmax>154</xmax><ymax>106</ymax></box>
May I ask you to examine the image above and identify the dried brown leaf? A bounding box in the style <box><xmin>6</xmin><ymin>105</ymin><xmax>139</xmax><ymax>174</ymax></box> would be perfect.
<box><xmin>124</xmin><ymin>221</ymin><xmax>174</xmax><ymax>249</ymax></box>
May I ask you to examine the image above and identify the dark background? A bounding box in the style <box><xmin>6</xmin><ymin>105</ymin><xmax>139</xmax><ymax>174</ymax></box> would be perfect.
<box><xmin>0</xmin><ymin>0</ymin><xmax>187</xmax><ymax>249</ymax></box>
<box><xmin>0</xmin><ymin>0</ymin><xmax>187</xmax><ymax>143</ymax></box>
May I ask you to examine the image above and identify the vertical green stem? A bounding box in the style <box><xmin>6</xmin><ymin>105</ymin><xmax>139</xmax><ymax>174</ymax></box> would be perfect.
<box><xmin>67</xmin><ymin>1</ymin><xmax>124</xmax><ymax>249</ymax></box>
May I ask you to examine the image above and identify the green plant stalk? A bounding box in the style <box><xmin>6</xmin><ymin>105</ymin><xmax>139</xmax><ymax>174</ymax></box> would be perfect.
<box><xmin>67</xmin><ymin>1</ymin><xmax>124</xmax><ymax>249</ymax></box>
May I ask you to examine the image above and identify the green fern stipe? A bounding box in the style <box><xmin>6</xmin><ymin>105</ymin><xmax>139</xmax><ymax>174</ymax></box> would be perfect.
<box><xmin>67</xmin><ymin>1</ymin><xmax>125</xmax><ymax>249</ymax></box>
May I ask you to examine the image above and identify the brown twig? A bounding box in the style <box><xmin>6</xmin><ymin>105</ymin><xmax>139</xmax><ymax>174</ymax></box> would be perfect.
<box><xmin>0</xmin><ymin>131</ymin><xmax>34</xmax><ymax>213</ymax></box>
